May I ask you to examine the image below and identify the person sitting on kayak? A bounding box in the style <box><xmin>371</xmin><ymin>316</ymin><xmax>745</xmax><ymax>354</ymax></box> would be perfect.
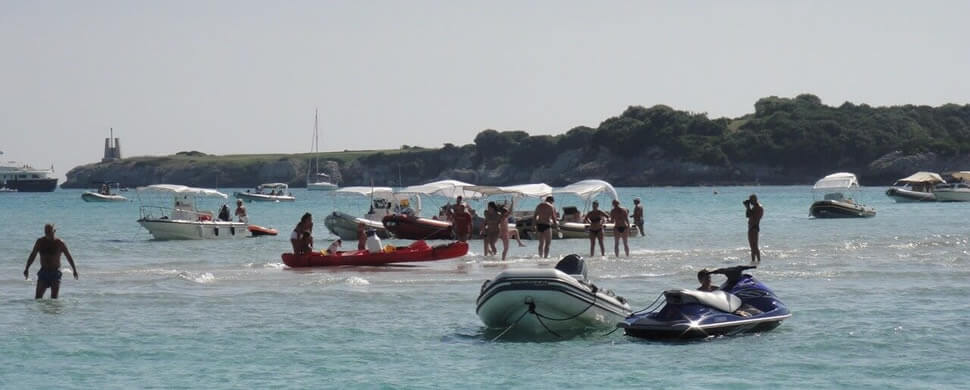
<box><xmin>326</xmin><ymin>239</ymin><xmax>342</xmax><ymax>254</ymax></box>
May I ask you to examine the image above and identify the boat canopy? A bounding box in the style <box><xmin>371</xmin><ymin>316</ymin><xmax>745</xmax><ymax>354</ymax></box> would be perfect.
<box><xmin>896</xmin><ymin>171</ymin><xmax>945</xmax><ymax>184</ymax></box>
<box><xmin>949</xmin><ymin>171</ymin><xmax>970</xmax><ymax>182</ymax></box>
<box><xmin>553</xmin><ymin>179</ymin><xmax>618</xmax><ymax>201</ymax></box>
<box><xmin>136</xmin><ymin>184</ymin><xmax>228</xmax><ymax>199</ymax></box>
<box><xmin>258</xmin><ymin>183</ymin><xmax>288</xmax><ymax>190</ymax></box>
<box><xmin>813</xmin><ymin>172</ymin><xmax>860</xmax><ymax>191</ymax></box>
<box><xmin>464</xmin><ymin>183</ymin><xmax>553</xmax><ymax>198</ymax></box>
<box><xmin>400</xmin><ymin>179</ymin><xmax>481</xmax><ymax>199</ymax></box>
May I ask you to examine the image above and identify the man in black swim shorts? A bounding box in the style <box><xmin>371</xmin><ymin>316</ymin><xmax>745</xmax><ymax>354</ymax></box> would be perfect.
<box><xmin>533</xmin><ymin>196</ymin><xmax>558</xmax><ymax>258</ymax></box>
<box><xmin>24</xmin><ymin>224</ymin><xmax>79</xmax><ymax>299</ymax></box>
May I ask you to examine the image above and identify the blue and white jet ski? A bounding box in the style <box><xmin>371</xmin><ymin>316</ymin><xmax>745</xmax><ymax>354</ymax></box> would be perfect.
<box><xmin>619</xmin><ymin>265</ymin><xmax>790</xmax><ymax>339</ymax></box>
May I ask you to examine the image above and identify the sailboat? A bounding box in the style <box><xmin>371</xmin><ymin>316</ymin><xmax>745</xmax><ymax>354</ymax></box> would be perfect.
<box><xmin>306</xmin><ymin>109</ymin><xmax>338</xmax><ymax>191</ymax></box>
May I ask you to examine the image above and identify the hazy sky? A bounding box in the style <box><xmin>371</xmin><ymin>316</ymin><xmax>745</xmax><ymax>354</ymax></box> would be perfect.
<box><xmin>2</xmin><ymin>1</ymin><xmax>969</xmax><ymax>180</ymax></box>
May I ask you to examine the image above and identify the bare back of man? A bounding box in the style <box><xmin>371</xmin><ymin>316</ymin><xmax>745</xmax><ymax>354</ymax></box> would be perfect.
<box><xmin>24</xmin><ymin>224</ymin><xmax>79</xmax><ymax>299</ymax></box>
<box><xmin>610</xmin><ymin>201</ymin><xmax>631</xmax><ymax>257</ymax></box>
<box><xmin>534</xmin><ymin>197</ymin><xmax>557</xmax><ymax>258</ymax></box>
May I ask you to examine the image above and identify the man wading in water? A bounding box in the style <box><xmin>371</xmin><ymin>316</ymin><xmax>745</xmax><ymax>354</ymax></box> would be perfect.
<box><xmin>24</xmin><ymin>224</ymin><xmax>79</xmax><ymax>299</ymax></box>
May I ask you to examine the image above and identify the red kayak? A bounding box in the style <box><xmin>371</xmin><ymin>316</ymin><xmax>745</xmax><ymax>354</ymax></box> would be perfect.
<box><xmin>281</xmin><ymin>240</ymin><xmax>468</xmax><ymax>267</ymax></box>
<box><xmin>382</xmin><ymin>215</ymin><xmax>455</xmax><ymax>240</ymax></box>
<box><xmin>248</xmin><ymin>225</ymin><xmax>278</xmax><ymax>237</ymax></box>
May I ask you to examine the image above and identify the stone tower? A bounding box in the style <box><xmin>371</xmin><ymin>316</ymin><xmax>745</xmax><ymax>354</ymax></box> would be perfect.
<box><xmin>102</xmin><ymin>128</ymin><xmax>122</xmax><ymax>162</ymax></box>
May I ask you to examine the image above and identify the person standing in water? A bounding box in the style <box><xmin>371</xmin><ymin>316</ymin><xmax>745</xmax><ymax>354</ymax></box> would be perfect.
<box><xmin>452</xmin><ymin>202</ymin><xmax>473</xmax><ymax>242</ymax></box>
<box><xmin>744</xmin><ymin>194</ymin><xmax>764</xmax><ymax>263</ymax></box>
<box><xmin>533</xmin><ymin>196</ymin><xmax>558</xmax><ymax>258</ymax></box>
<box><xmin>482</xmin><ymin>202</ymin><xmax>501</xmax><ymax>256</ymax></box>
<box><xmin>609</xmin><ymin>199</ymin><xmax>631</xmax><ymax>257</ymax></box>
<box><xmin>497</xmin><ymin>201</ymin><xmax>520</xmax><ymax>261</ymax></box>
<box><xmin>632</xmin><ymin>197</ymin><xmax>645</xmax><ymax>237</ymax></box>
<box><xmin>24</xmin><ymin>224</ymin><xmax>79</xmax><ymax>299</ymax></box>
<box><xmin>583</xmin><ymin>200</ymin><xmax>609</xmax><ymax>257</ymax></box>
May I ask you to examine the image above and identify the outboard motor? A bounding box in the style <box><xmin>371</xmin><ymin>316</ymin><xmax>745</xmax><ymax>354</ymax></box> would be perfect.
<box><xmin>555</xmin><ymin>254</ymin><xmax>588</xmax><ymax>281</ymax></box>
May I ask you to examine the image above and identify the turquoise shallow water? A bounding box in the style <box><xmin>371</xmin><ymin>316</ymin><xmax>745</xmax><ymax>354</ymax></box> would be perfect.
<box><xmin>1</xmin><ymin>186</ymin><xmax>968</xmax><ymax>389</ymax></box>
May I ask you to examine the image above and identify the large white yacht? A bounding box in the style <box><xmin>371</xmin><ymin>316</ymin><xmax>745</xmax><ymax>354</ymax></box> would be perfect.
<box><xmin>0</xmin><ymin>159</ymin><xmax>58</xmax><ymax>192</ymax></box>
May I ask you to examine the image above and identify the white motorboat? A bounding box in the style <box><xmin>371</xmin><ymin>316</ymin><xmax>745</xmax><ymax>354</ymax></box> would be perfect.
<box><xmin>234</xmin><ymin>183</ymin><xmax>295</xmax><ymax>202</ymax></box>
<box><xmin>81</xmin><ymin>182</ymin><xmax>127</xmax><ymax>202</ymax></box>
<box><xmin>476</xmin><ymin>255</ymin><xmax>631</xmax><ymax>338</ymax></box>
<box><xmin>136</xmin><ymin>184</ymin><xmax>250</xmax><ymax>240</ymax></box>
<box><xmin>306</xmin><ymin>109</ymin><xmax>339</xmax><ymax>191</ymax></box>
<box><xmin>546</xmin><ymin>179</ymin><xmax>637</xmax><ymax>239</ymax></box>
<box><xmin>935</xmin><ymin>171</ymin><xmax>970</xmax><ymax>202</ymax></box>
<box><xmin>0</xmin><ymin>186</ymin><xmax>17</xmax><ymax>193</ymax></box>
<box><xmin>885</xmin><ymin>171</ymin><xmax>944</xmax><ymax>202</ymax></box>
<box><xmin>323</xmin><ymin>186</ymin><xmax>417</xmax><ymax>240</ymax></box>
<box><xmin>809</xmin><ymin>172</ymin><xmax>875</xmax><ymax>218</ymax></box>
<box><xmin>0</xmin><ymin>159</ymin><xmax>57</xmax><ymax>192</ymax></box>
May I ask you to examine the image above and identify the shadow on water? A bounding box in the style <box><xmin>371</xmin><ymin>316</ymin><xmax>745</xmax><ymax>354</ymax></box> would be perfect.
<box><xmin>443</xmin><ymin>325</ymin><xmax>622</xmax><ymax>344</ymax></box>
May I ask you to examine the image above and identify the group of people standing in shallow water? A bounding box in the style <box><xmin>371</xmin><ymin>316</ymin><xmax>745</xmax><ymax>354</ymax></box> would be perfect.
<box><xmin>20</xmin><ymin>193</ymin><xmax>762</xmax><ymax>299</ymax></box>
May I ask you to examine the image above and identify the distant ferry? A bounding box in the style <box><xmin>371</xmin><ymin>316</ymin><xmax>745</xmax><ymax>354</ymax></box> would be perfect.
<box><xmin>0</xmin><ymin>161</ymin><xmax>58</xmax><ymax>192</ymax></box>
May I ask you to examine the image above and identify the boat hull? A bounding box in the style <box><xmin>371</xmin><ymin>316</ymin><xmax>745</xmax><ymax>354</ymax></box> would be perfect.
<box><xmin>621</xmin><ymin>310</ymin><xmax>790</xmax><ymax>339</ymax></box>
<box><xmin>234</xmin><ymin>192</ymin><xmax>295</xmax><ymax>202</ymax></box>
<box><xmin>138</xmin><ymin>219</ymin><xmax>250</xmax><ymax>240</ymax></box>
<box><xmin>324</xmin><ymin>211</ymin><xmax>391</xmax><ymax>240</ymax></box>
<box><xmin>886</xmin><ymin>187</ymin><xmax>935</xmax><ymax>202</ymax></box>
<box><xmin>4</xmin><ymin>178</ymin><xmax>57</xmax><ymax>192</ymax></box>
<box><xmin>476</xmin><ymin>269</ymin><xmax>631</xmax><ymax>336</ymax></box>
<box><xmin>934</xmin><ymin>189</ymin><xmax>970</xmax><ymax>202</ymax></box>
<box><xmin>382</xmin><ymin>215</ymin><xmax>454</xmax><ymax>240</ymax></box>
<box><xmin>307</xmin><ymin>182</ymin><xmax>338</xmax><ymax>191</ymax></box>
<box><xmin>281</xmin><ymin>240</ymin><xmax>468</xmax><ymax>267</ymax></box>
<box><xmin>82</xmin><ymin>192</ymin><xmax>127</xmax><ymax>202</ymax></box>
<box><xmin>809</xmin><ymin>200</ymin><xmax>875</xmax><ymax>218</ymax></box>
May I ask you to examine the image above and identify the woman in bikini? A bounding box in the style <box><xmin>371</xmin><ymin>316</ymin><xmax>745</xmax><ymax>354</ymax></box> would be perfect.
<box><xmin>609</xmin><ymin>200</ymin><xmax>631</xmax><ymax>257</ymax></box>
<box><xmin>583</xmin><ymin>201</ymin><xmax>609</xmax><ymax>257</ymax></box>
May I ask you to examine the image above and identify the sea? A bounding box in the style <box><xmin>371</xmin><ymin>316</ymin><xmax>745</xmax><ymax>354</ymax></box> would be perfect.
<box><xmin>1</xmin><ymin>186</ymin><xmax>967</xmax><ymax>389</ymax></box>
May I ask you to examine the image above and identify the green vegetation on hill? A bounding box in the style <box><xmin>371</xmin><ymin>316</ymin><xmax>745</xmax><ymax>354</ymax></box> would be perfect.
<box><xmin>64</xmin><ymin>94</ymin><xmax>970</xmax><ymax>188</ymax></box>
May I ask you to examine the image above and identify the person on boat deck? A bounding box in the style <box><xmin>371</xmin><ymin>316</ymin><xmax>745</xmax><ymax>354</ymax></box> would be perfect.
<box><xmin>234</xmin><ymin>199</ymin><xmax>248</xmax><ymax>223</ymax></box>
<box><xmin>743</xmin><ymin>194</ymin><xmax>763</xmax><ymax>263</ymax></box>
<box><xmin>633</xmin><ymin>197</ymin><xmax>645</xmax><ymax>237</ymax></box>
<box><xmin>356</xmin><ymin>222</ymin><xmax>367</xmax><ymax>250</ymax></box>
<box><xmin>326</xmin><ymin>239</ymin><xmax>342</xmax><ymax>254</ymax></box>
<box><xmin>217</xmin><ymin>204</ymin><xmax>231</xmax><ymax>221</ymax></box>
<box><xmin>584</xmin><ymin>200</ymin><xmax>610</xmax><ymax>257</ymax></box>
<box><xmin>452</xmin><ymin>202</ymin><xmax>473</xmax><ymax>242</ymax></box>
<box><xmin>482</xmin><ymin>202</ymin><xmax>501</xmax><ymax>256</ymax></box>
<box><xmin>534</xmin><ymin>196</ymin><xmax>558</xmax><ymax>258</ymax></box>
<box><xmin>395</xmin><ymin>199</ymin><xmax>415</xmax><ymax>217</ymax></box>
<box><xmin>24</xmin><ymin>224</ymin><xmax>79</xmax><ymax>299</ymax></box>
<box><xmin>610</xmin><ymin>199</ymin><xmax>631</xmax><ymax>257</ymax></box>
<box><xmin>290</xmin><ymin>213</ymin><xmax>313</xmax><ymax>254</ymax></box>
<box><xmin>100</xmin><ymin>183</ymin><xmax>109</xmax><ymax>195</ymax></box>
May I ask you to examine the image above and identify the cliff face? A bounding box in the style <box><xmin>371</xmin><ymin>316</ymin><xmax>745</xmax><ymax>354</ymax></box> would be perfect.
<box><xmin>65</xmin><ymin>147</ymin><xmax>957</xmax><ymax>189</ymax></box>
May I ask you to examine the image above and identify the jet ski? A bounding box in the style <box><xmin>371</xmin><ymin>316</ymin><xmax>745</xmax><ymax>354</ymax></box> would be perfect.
<box><xmin>476</xmin><ymin>254</ymin><xmax>631</xmax><ymax>338</ymax></box>
<box><xmin>619</xmin><ymin>265</ymin><xmax>790</xmax><ymax>340</ymax></box>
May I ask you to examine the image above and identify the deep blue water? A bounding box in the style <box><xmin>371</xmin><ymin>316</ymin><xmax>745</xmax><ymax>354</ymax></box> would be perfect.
<box><xmin>1</xmin><ymin>186</ymin><xmax>967</xmax><ymax>389</ymax></box>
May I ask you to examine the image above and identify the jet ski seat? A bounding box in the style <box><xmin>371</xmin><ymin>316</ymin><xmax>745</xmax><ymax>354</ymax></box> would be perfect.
<box><xmin>663</xmin><ymin>289</ymin><xmax>742</xmax><ymax>313</ymax></box>
<box><xmin>555</xmin><ymin>254</ymin><xmax>588</xmax><ymax>282</ymax></box>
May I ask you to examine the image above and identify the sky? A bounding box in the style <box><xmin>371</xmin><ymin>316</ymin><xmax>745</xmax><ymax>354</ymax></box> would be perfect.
<box><xmin>2</xmin><ymin>1</ymin><xmax>969</xmax><ymax>181</ymax></box>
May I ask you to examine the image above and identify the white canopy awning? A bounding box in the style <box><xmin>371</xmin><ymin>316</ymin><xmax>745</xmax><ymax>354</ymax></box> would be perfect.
<box><xmin>553</xmin><ymin>179</ymin><xmax>618</xmax><ymax>201</ymax></box>
<box><xmin>136</xmin><ymin>184</ymin><xmax>228</xmax><ymax>199</ymax></box>
<box><xmin>897</xmin><ymin>171</ymin><xmax>945</xmax><ymax>184</ymax></box>
<box><xmin>399</xmin><ymin>179</ymin><xmax>481</xmax><ymax>199</ymax></box>
<box><xmin>813</xmin><ymin>172</ymin><xmax>860</xmax><ymax>190</ymax></box>
<box><xmin>464</xmin><ymin>183</ymin><xmax>553</xmax><ymax>198</ymax></box>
